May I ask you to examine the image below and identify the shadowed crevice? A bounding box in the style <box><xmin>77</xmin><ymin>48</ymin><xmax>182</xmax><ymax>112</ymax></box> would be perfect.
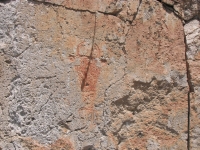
<box><xmin>81</xmin><ymin>13</ymin><xmax>97</xmax><ymax>91</ymax></box>
<box><xmin>82</xmin><ymin>145</ymin><xmax>96</xmax><ymax>150</ymax></box>
<box><xmin>0</xmin><ymin>0</ymin><xmax>11</xmax><ymax>4</ymax></box>
<box><xmin>184</xmin><ymin>29</ymin><xmax>194</xmax><ymax>150</ymax></box>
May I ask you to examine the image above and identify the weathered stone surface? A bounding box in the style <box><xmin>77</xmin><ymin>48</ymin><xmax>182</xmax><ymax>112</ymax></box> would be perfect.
<box><xmin>175</xmin><ymin>0</ymin><xmax>200</xmax><ymax>20</ymax></box>
<box><xmin>164</xmin><ymin>0</ymin><xmax>200</xmax><ymax>21</ymax></box>
<box><xmin>162</xmin><ymin>0</ymin><xmax>175</xmax><ymax>6</ymax></box>
<box><xmin>34</xmin><ymin>0</ymin><xmax>141</xmax><ymax>22</ymax></box>
<box><xmin>184</xmin><ymin>19</ymin><xmax>200</xmax><ymax>149</ymax></box>
<box><xmin>107</xmin><ymin>0</ymin><xmax>188</xmax><ymax>149</ymax></box>
<box><xmin>0</xmin><ymin>0</ymin><xmax>198</xmax><ymax>149</ymax></box>
<box><xmin>185</xmin><ymin>20</ymin><xmax>200</xmax><ymax>61</ymax></box>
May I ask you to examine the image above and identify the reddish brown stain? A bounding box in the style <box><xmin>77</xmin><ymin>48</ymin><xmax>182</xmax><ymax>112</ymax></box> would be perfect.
<box><xmin>21</xmin><ymin>137</ymin><xmax>74</xmax><ymax>150</ymax></box>
<box><xmin>73</xmin><ymin>42</ymin><xmax>102</xmax><ymax>126</ymax></box>
<box><xmin>76</xmin><ymin>57</ymin><xmax>100</xmax><ymax>92</ymax></box>
<box><xmin>75</xmin><ymin>42</ymin><xmax>101</xmax><ymax>93</ymax></box>
<box><xmin>50</xmin><ymin>138</ymin><xmax>74</xmax><ymax>150</ymax></box>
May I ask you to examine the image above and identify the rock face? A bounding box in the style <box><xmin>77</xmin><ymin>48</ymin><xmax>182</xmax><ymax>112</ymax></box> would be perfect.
<box><xmin>164</xmin><ymin>0</ymin><xmax>200</xmax><ymax>21</ymax></box>
<box><xmin>0</xmin><ymin>0</ymin><xmax>199</xmax><ymax>149</ymax></box>
<box><xmin>184</xmin><ymin>19</ymin><xmax>200</xmax><ymax>149</ymax></box>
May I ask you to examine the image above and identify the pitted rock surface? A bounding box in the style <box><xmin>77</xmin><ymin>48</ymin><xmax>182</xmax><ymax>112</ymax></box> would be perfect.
<box><xmin>0</xmin><ymin>0</ymin><xmax>199</xmax><ymax>149</ymax></box>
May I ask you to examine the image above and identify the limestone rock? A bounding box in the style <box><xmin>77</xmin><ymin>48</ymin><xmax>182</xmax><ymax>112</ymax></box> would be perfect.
<box><xmin>162</xmin><ymin>0</ymin><xmax>200</xmax><ymax>21</ymax></box>
<box><xmin>162</xmin><ymin>0</ymin><xmax>175</xmax><ymax>6</ymax></box>
<box><xmin>185</xmin><ymin>20</ymin><xmax>200</xmax><ymax>61</ymax></box>
<box><xmin>109</xmin><ymin>1</ymin><xmax>188</xmax><ymax>149</ymax></box>
<box><xmin>0</xmin><ymin>0</ymin><xmax>198</xmax><ymax>149</ymax></box>
<box><xmin>184</xmin><ymin>19</ymin><xmax>200</xmax><ymax>149</ymax></box>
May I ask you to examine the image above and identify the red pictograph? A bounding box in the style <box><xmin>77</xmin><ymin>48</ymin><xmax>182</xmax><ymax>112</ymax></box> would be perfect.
<box><xmin>73</xmin><ymin>41</ymin><xmax>102</xmax><ymax>126</ymax></box>
<box><xmin>75</xmin><ymin>42</ymin><xmax>101</xmax><ymax>93</ymax></box>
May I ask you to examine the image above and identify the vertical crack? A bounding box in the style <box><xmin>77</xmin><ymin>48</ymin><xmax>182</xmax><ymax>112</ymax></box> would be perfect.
<box><xmin>131</xmin><ymin>0</ymin><xmax>142</xmax><ymax>24</ymax></box>
<box><xmin>81</xmin><ymin>12</ymin><xmax>97</xmax><ymax>91</ymax></box>
<box><xmin>184</xmin><ymin>32</ymin><xmax>194</xmax><ymax>150</ymax></box>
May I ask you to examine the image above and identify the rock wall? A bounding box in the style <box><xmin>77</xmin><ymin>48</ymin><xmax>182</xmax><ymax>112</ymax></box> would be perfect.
<box><xmin>0</xmin><ymin>0</ymin><xmax>199</xmax><ymax>149</ymax></box>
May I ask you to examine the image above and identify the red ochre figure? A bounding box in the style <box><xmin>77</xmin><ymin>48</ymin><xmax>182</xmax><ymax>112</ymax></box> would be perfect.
<box><xmin>73</xmin><ymin>42</ymin><xmax>102</xmax><ymax>127</ymax></box>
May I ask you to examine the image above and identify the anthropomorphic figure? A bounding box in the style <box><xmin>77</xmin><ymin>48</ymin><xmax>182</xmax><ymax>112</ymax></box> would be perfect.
<box><xmin>73</xmin><ymin>41</ymin><xmax>101</xmax><ymax>129</ymax></box>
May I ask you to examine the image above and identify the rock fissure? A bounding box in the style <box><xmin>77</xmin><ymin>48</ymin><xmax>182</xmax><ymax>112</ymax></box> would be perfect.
<box><xmin>104</xmin><ymin>73</ymin><xmax>127</xmax><ymax>99</ymax></box>
<box><xmin>29</xmin><ymin>0</ymin><xmax>95</xmax><ymax>14</ymax></box>
<box><xmin>0</xmin><ymin>0</ymin><xmax>199</xmax><ymax>149</ymax></box>
<box><xmin>131</xmin><ymin>0</ymin><xmax>142</xmax><ymax>24</ymax></box>
<box><xmin>184</xmin><ymin>26</ymin><xmax>195</xmax><ymax>150</ymax></box>
<box><xmin>29</xmin><ymin>0</ymin><xmax>132</xmax><ymax>22</ymax></box>
<box><xmin>157</xmin><ymin>0</ymin><xmax>185</xmax><ymax>22</ymax></box>
<box><xmin>81</xmin><ymin>13</ymin><xmax>97</xmax><ymax>91</ymax></box>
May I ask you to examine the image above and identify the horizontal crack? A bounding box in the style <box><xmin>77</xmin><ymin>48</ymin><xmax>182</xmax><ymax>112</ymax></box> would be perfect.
<box><xmin>29</xmin><ymin>0</ymin><xmax>95</xmax><ymax>14</ymax></box>
<box><xmin>29</xmin><ymin>0</ymin><xmax>128</xmax><ymax>22</ymax></box>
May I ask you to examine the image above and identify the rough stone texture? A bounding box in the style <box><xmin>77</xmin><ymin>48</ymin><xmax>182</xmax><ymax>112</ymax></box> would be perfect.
<box><xmin>184</xmin><ymin>19</ymin><xmax>200</xmax><ymax>149</ymax></box>
<box><xmin>107</xmin><ymin>0</ymin><xmax>188</xmax><ymax>149</ymax></box>
<box><xmin>36</xmin><ymin>0</ymin><xmax>200</xmax><ymax>21</ymax></box>
<box><xmin>34</xmin><ymin>0</ymin><xmax>141</xmax><ymax>22</ymax></box>
<box><xmin>162</xmin><ymin>0</ymin><xmax>200</xmax><ymax>21</ymax></box>
<box><xmin>176</xmin><ymin>0</ymin><xmax>199</xmax><ymax>21</ymax></box>
<box><xmin>0</xmin><ymin>0</ymin><xmax>199</xmax><ymax>149</ymax></box>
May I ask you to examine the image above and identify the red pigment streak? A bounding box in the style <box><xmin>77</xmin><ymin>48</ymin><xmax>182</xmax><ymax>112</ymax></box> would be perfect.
<box><xmin>73</xmin><ymin>42</ymin><xmax>101</xmax><ymax>126</ymax></box>
<box><xmin>75</xmin><ymin>42</ymin><xmax>101</xmax><ymax>93</ymax></box>
<box><xmin>76</xmin><ymin>57</ymin><xmax>100</xmax><ymax>92</ymax></box>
